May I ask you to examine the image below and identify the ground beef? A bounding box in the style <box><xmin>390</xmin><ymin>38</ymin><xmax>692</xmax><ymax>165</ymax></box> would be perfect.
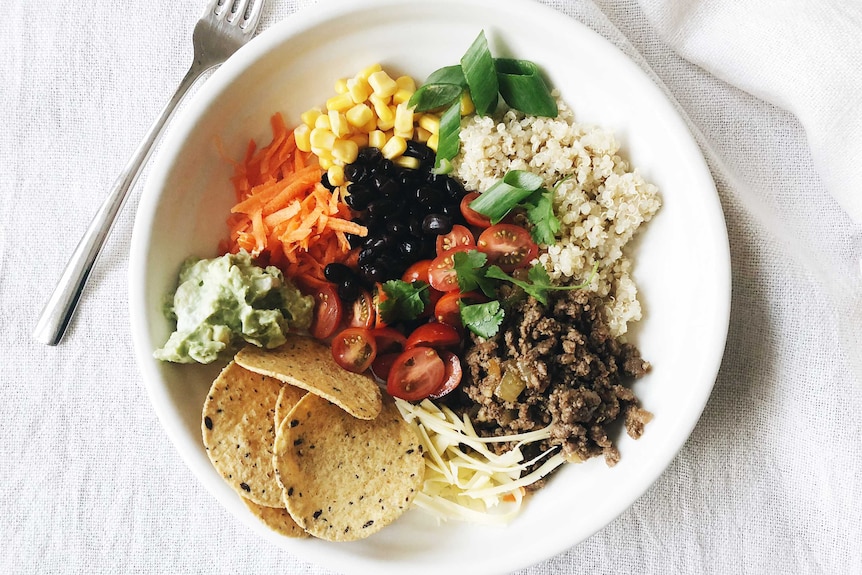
<box><xmin>444</xmin><ymin>286</ymin><xmax>652</xmax><ymax>487</ymax></box>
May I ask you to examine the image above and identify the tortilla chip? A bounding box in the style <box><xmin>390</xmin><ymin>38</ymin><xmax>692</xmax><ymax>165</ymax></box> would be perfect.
<box><xmin>201</xmin><ymin>361</ymin><xmax>284</xmax><ymax>507</ymax></box>
<box><xmin>242</xmin><ymin>498</ymin><xmax>308</xmax><ymax>539</ymax></box>
<box><xmin>275</xmin><ymin>384</ymin><xmax>306</xmax><ymax>429</ymax></box>
<box><xmin>273</xmin><ymin>394</ymin><xmax>424</xmax><ymax>542</ymax></box>
<box><xmin>235</xmin><ymin>334</ymin><xmax>382</xmax><ymax>420</ymax></box>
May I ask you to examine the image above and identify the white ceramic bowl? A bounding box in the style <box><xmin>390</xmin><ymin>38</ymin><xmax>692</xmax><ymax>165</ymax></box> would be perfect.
<box><xmin>129</xmin><ymin>0</ymin><xmax>731</xmax><ymax>573</ymax></box>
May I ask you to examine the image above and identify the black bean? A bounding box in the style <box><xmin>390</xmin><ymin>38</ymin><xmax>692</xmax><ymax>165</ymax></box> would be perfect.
<box><xmin>404</xmin><ymin>140</ymin><xmax>435</xmax><ymax>162</ymax></box>
<box><xmin>398</xmin><ymin>238</ymin><xmax>421</xmax><ymax>257</ymax></box>
<box><xmin>320</xmin><ymin>172</ymin><xmax>336</xmax><ymax>191</ymax></box>
<box><xmin>367</xmin><ymin>199</ymin><xmax>396</xmax><ymax>218</ymax></box>
<box><xmin>422</xmin><ymin>213</ymin><xmax>452</xmax><ymax>235</ymax></box>
<box><xmin>417</xmin><ymin>186</ymin><xmax>443</xmax><ymax>206</ymax></box>
<box><xmin>440</xmin><ymin>203</ymin><xmax>461</xmax><ymax>219</ymax></box>
<box><xmin>324</xmin><ymin>263</ymin><xmax>353</xmax><ymax>284</ymax></box>
<box><xmin>386</xmin><ymin>221</ymin><xmax>409</xmax><ymax>237</ymax></box>
<box><xmin>338</xmin><ymin>279</ymin><xmax>360</xmax><ymax>301</ymax></box>
<box><xmin>444</xmin><ymin>177</ymin><xmax>466</xmax><ymax>200</ymax></box>
<box><xmin>345</xmin><ymin>232</ymin><xmax>364</xmax><ymax>248</ymax></box>
<box><xmin>358</xmin><ymin>248</ymin><xmax>376</xmax><ymax>266</ymax></box>
<box><xmin>344</xmin><ymin>163</ymin><xmax>368</xmax><ymax>183</ymax></box>
<box><xmin>357</xmin><ymin>147</ymin><xmax>382</xmax><ymax>163</ymax></box>
<box><xmin>425</xmin><ymin>172</ymin><xmax>445</xmax><ymax>186</ymax></box>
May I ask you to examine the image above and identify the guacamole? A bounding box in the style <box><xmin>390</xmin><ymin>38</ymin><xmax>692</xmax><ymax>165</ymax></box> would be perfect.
<box><xmin>154</xmin><ymin>250</ymin><xmax>314</xmax><ymax>364</ymax></box>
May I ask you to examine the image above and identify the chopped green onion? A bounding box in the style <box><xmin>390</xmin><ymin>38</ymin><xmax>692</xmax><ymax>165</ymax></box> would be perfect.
<box><xmin>425</xmin><ymin>65</ymin><xmax>467</xmax><ymax>88</ymax></box>
<box><xmin>408</xmin><ymin>83</ymin><xmax>463</xmax><ymax>112</ymax></box>
<box><xmin>494</xmin><ymin>58</ymin><xmax>558</xmax><ymax>117</ymax></box>
<box><xmin>460</xmin><ymin>31</ymin><xmax>498</xmax><ymax>116</ymax></box>
<box><xmin>434</xmin><ymin>100</ymin><xmax>462</xmax><ymax>170</ymax></box>
<box><xmin>468</xmin><ymin>169</ymin><xmax>544</xmax><ymax>223</ymax></box>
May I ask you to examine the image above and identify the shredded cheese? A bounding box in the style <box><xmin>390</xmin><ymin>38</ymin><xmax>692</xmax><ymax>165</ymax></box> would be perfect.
<box><xmin>395</xmin><ymin>398</ymin><xmax>567</xmax><ymax>525</ymax></box>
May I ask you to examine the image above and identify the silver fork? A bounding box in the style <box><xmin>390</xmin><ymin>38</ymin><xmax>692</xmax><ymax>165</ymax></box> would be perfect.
<box><xmin>33</xmin><ymin>0</ymin><xmax>266</xmax><ymax>346</ymax></box>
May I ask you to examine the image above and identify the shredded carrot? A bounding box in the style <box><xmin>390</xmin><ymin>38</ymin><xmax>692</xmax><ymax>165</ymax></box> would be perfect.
<box><xmin>222</xmin><ymin>112</ymin><xmax>367</xmax><ymax>284</ymax></box>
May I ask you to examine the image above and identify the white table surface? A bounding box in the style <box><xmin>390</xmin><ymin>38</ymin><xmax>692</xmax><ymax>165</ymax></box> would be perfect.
<box><xmin>2</xmin><ymin>0</ymin><xmax>860</xmax><ymax>573</ymax></box>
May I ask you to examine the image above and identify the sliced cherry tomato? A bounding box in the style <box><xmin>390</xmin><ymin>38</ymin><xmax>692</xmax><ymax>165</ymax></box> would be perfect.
<box><xmin>371</xmin><ymin>327</ymin><xmax>407</xmax><ymax>354</ymax></box>
<box><xmin>310</xmin><ymin>283</ymin><xmax>343</xmax><ymax>340</ymax></box>
<box><xmin>405</xmin><ymin>322</ymin><xmax>461</xmax><ymax>350</ymax></box>
<box><xmin>347</xmin><ymin>289</ymin><xmax>375</xmax><ymax>329</ymax></box>
<box><xmin>331</xmin><ymin>327</ymin><xmax>377</xmax><ymax>373</ymax></box>
<box><xmin>370</xmin><ymin>352</ymin><xmax>400</xmax><ymax>382</ymax></box>
<box><xmin>477</xmin><ymin>223</ymin><xmax>538</xmax><ymax>272</ymax></box>
<box><xmin>401</xmin><ymin>259</ymin><xmax>433</xmax><ymax>284</ymax></box>
<box><xmin>429</xmin><ymin>351</ymin><xmax>463</xmax><ymax>399</ymax></box>
<box><xmin>386</xmin><ymin>346</ymin><xmax>446</xmax><ymax>401</ymax></box>
<box><xmin>461</xmin><ymin>192</ymin><xmax>492</xmax><ymax>228</ymax></box>
<box><xmin>434</xmin><ymin>290</ymin><xmax>485</xmax><ymax>329</ymax></box>
<box><xmin>428</xmin><ymin>245</ymin><xmax>472</xmax><ymax>292</ymax></box>
<box><xmin>436</xmin><ymin>224</ymin><xmax>475</xmax><ymax>255</ymax></box>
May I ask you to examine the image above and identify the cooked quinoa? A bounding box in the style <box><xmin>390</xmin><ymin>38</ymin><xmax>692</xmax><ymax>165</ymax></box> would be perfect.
<box><xmin>452</xmin><ymin>96</ymin><xmax>660</xmax><ymax>336</ymax></box>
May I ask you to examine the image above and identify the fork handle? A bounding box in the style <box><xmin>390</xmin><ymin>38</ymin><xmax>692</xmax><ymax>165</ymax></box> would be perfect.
<box><xmin>33</xmin><ymin>64</ymin><xmax>209</xmax><ymax>346</ymax></box>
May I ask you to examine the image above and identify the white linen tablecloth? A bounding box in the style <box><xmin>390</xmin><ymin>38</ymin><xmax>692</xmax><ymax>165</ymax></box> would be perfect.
<box><xmin>2</xmin><ymin>0</ymin><xmax>860</xmax><ymax>573</ymax></box>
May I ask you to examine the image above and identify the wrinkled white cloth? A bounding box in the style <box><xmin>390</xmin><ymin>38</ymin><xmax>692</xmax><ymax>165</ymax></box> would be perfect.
<box><xmin>1</xmin><ymin>1</ymin><xmax>860</xmax><ymax>574</ymax></box>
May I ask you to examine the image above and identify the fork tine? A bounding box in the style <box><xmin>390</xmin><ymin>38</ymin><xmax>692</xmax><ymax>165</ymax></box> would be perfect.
<box><xmin>208</xmin><ymin>0</ymin><xmax>229</xmax><ymax>19</ymax></box>
<box><xmin>229</xmin><ymin>0</ymin><xmax>252</xmax><ymax>23</ymax></box>
<box><xmin>243</xmin><ymin>0</ymin><xmax>265</xmax><ymax>32</ymax></box>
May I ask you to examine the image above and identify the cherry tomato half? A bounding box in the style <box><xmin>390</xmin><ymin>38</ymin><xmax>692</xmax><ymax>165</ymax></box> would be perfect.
<box><xmin>310</xmin><ymin>283</ymin><xmax>343</xmax><ymax>340</ymax></box>
<box><xmin>347</xmin><ymin>289</ymin><xmax>375</xmax><ymax>329</ymax></box>
<box><xmin>386</xmin><ymin>346</ymin><xmax>446</xmax><ymax>401</ymax></box>
<box><xmin>401</xmin><ymin>259</ymin><xmax>433</xmax><ymax>284</ymax></box>
<box><xmin>371</xmin><ymin>327</ymin><xmax>407</xmax><ymax>354</ymax></box>
<box><xmin>405</xmin><ymin>322</ymin><xmax>461</xmax><ymax>350</ymax></box>
<box><xmin>331</xmin><ymin>327</ymin><xmax>377</xmax><ymax>373</ymax></box>
<box><xmin>370</xmin><ymin>352</ymin><xmax>400</xmax><ymax>382</ymax></box>
<box><xmin>429</xmin><ymin>351</ymin><xmax>463</xmax><ymax>399</ymax></box>
<box><xmin>436</xmin><ymin>224</ymin><xmax>475</xmax><ymax>255</ymax></box>
<box><xmin>477</xmin><ymin>224</ymin><xmax>538</xmax><ymax>272</ymax></box>
<box><xmin>428</xmin><ymin>245</ymin><xmax>472</xmax><ymax>292</ymax></box>
<box><xmin>434</xmin><ymin>290</ymin><xmax>486</xmax><ymax>329</ymax></box>
<box><xmin>461</xmin><ymin>192</ymin><xmax>492</xmax><ymax>228</ymax></box>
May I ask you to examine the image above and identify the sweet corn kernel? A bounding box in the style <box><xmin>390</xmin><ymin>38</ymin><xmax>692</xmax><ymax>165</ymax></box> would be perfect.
<box><xmin>460</xmin><ymin>91</ymin><xmax>475</xmax><ymax>116</ymax></box>
<box><xmin>327</xmin><ymin>165</ymin><xmax>345</xmax><ymax>187</ymax></box>
<box><xmin>380</xmin><ymin>135</ymin><xmax>407</xmax><ymax>159</ymax></box>
<box><xmin>368</xmin><ymin>130</ymin><xmax>387</xmax><ymax>149</ymax></box>
<box><xmin>414</xmin><ymin>126</ymin><xmax>431</xmax><ymax>143</ymax></box>
<box><xmin>334</xmin><ymin>78</ymin><xmax>349</xmax><ymax>94</ymax></box>
<box><xmin>301</xmin><ymin>107</ymin><xmax>322</xmax><ymax>127</ymax></box>
<box><xmin>427</xmin><ymin>132</ymin><xmax>439</xmax><ymax>152</ymax></box>
<box><xmin>359</xmin><ymin>115</ymin><xmax>378</xmax><ymax>134</ymax></box>
<box><xmin>350</xmin><ymin>133</ymin><xmax>369</xmax><ymax>148</ymax></box>
<box><xmin>392</xmin><ymin>88</ymin><xmax>414</xmax><ymax>105</ymax></box>
<box><xmin>368</xmin><ymin>70</ymin><xmax>398</xmax><ymax>98</ymax></box>
<box><xmin>369</xmin><ymin>94</ymin><xmax>395</xmax><ymax>123</ymax></box>
<box><xmin>318</xmin><ymin>155</ymin><xmax>333</xmax><ymax>170</ymax></box>
<box><xmin>376</xmin><ymin>113</ymin><xmax>395</xmax><ymax>132</ymax></box>
<box><xmin>345</xmin><ymin>103</ymin><xmax>373</xmax><ymax>128</ymax></box>
<box><xmin>395</xmin><ymin>75</ymin><xmax>416</xmax><ymax>92</ymax></box>
<box><xmin>310</xmin><ymin>127</ymin><xmax>336</xmax><ymax>150</ymax></box>
<box><xmin>328</xmin><ymin>110</ymin><xmax>350</xmax><ymax>138</ymax></box>
<box><xmin>393</xmin><ymin>103</ymin><xmax>414</xmax><ymax>139</ymax></box>
<box><xmin>393</xmin><ymin>155</ymin><xmax>420</xmax><ymax>169</ymax></box>
<box><xmin>419</xmin><ymin>113</ymin><xmax>440</xmax><ymax>134</ymax></box>
<box><xmin>347</xmin><ymin>77</ymin><xmax>371</xmax><ymax>104</ymax></box>
<box><xmin>294</xmin><ymin>124</ymin><xmax>312</xmax><ymax>152</ymax></box>
<box><xmin>314</xmin><ymin>113</ymin><xmax>331</xmax><ymax>130</ymax></box>
<box><xmin>356</xmin><ymin>63</ymin><xmax>382</xmax><ymax>81</ymax></box>
<box><xmin>332</xmin><ymin>139</ymin><xmax>359</xmax><ymax>164</ymax></box>
<box><xmin>326</xmin><ymin>93</ymin><xmax>354</xmax><ymax>113</ymax></box>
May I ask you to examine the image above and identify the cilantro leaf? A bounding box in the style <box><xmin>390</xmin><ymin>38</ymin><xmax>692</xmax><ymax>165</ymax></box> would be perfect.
<box><xmin>452</xmin><ymin>250</ymin><xmax>497</xmax><ymax>297</ymax></box>
<box><xmin>459</xmin><ymin>300</ymin><xmax>504</xmax><ymax>338</ymax></box>
<box><xmin>486</xmin><ymin>265</ymin><xmax>549</xmax><ymax>304</ymax></box>
<box><xmin>523</xmin><ymin>187</ymin><xmax>560</xmax><ymax>245</ymax></box>
<box><xmin>378</xmin><ymin>280</ymin><xmax>430</xmax><ymax>324</ymax></box>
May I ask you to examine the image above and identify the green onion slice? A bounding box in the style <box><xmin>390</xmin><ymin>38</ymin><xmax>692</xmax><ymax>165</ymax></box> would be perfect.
<box><xmin>468</xmin><ymin>170</ymin><xmax>544</xmax><ymax>223</ymax></box>
<box><xmin>494</xmin><ymin>58</ymin><xmax>557</xmax><ymax>117</ymax></box>
<box><xmin>460</xmin><ymin>31</ymin><xmax>498</xmax><ymax>116</ymax></box>
<box><xmin>408</xmin><ymin>83</ymin><xmax>463</xmax><ymax>112</ymax></box>
<box><xmin>434</xmin><ymin>100</ymin><xmax>462</xmax><ymax>170</ymax></box>
<box><xmin>425</xmin><ymin>65</ymin><xmax>467</xmax><ymax>88</ymax></box>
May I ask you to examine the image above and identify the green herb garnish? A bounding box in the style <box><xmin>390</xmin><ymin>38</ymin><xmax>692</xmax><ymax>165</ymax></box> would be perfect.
<box><xmin>486</xmin><ymin>262</ymin><xmax>598</xmax><ymax>305</ymax></box>
<box><xmin>459</xmin><ymin>300</ymin><xmax>504</xmax><ymax>338</ymax></box>
<box><xmin>434</xmin><ymin>99</ymin><xmax>463</xmax><ymax>171</ymax></box>
<box><xmin>460</xmin><ymin>31</ymin><xmax>498</xmax><ymax>116</ymax></box>
<box><xmin>408</xmin><ymin>83</ymin><xmax>464</xmax><ymax>112</ymax></box>
<box><xmin>451</xmin><ymin>250</ymin><xmax>497</xmax><ymax>297</ymax></box>
<box><xmin>495</xmin><ymin>58</ymin><xmax>558</xmax><ymax>117</ymax></box>
<box><xmin>467</xmin><ymin>170</ymin><xmax>544</xmax><ymax>224</ymax></box>
<box><xmin>378</xmin><ymin>280</ymin><xmax>430</xmax><ymax>324</ymax></box>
